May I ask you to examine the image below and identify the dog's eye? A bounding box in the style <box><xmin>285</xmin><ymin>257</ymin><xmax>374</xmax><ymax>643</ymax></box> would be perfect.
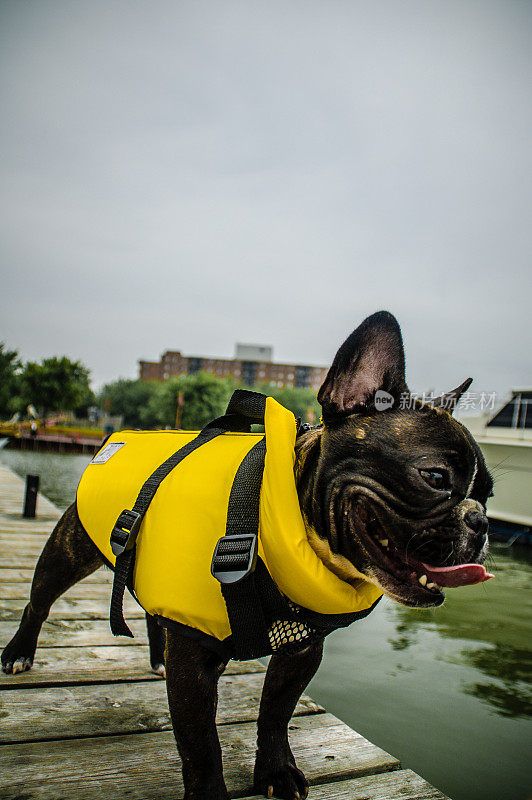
<box><xmin>419</xmin><ymin>469</ymin><xmax>449</xmax><ymax>491</ymax></box>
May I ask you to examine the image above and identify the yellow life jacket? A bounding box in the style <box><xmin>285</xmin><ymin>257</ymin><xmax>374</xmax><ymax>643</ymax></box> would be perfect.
<box><xmin>77</xmin><ymin>396</ymin><xmax>382</xmax><ymax>658</ymax></box>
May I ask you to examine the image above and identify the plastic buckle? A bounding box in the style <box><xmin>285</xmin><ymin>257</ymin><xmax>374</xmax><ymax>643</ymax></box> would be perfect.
<box><xmin>110</xmin><ymin>509</ymin><xmax>142</xmax><ymax>557</ymax></box>
<box><xmin>211</xmin><ymin>534</ymin><xmax>258</xmax><ymax>584</ymax></box>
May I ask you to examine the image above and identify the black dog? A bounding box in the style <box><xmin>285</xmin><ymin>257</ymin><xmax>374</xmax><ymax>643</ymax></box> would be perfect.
<box><xmin>2</xmin><ymin>311</ymin><xmax>493</xmax><ymax>800</ymax></box>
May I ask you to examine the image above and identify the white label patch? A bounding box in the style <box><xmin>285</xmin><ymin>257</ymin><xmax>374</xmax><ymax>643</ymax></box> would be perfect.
<box><xmin>91</xmin><ymin>442</ymin><xmax>126</xmax><ymax>464</ymax></box>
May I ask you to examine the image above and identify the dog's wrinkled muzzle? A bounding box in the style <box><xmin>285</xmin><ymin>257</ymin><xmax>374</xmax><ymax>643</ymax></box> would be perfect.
<box><xmin>348</xmin><ymin>496</ymin><xmax>494</xmax><ymax>607</ymax></box>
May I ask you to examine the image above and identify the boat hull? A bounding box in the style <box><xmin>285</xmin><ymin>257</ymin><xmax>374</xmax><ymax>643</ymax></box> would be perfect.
<box><xmin>473</xmin><ymin>439</ymin><xmax>532</xmax><ymax>528</ymax></box>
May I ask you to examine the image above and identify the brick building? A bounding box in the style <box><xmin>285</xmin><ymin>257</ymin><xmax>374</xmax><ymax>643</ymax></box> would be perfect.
<box><xmin>139</xmin><ymin>344</ymin><xmax>327</xmax><ymax>391</ymax></box>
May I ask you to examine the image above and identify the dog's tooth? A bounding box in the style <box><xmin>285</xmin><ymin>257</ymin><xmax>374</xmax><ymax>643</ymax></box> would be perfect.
<box><xmin>427</xmin><ymin>582</ymin><xmax>439</xmax><ymax>590</ymax></box>
<box><xmin>418</xmin><ymin>574</ymin><xmax>428</xmax><ymax>587</ymax></box>
<box><xmin>378</xmin><ymin>539</ymin><xmax>389</xmax><ymax>548</ymax></box>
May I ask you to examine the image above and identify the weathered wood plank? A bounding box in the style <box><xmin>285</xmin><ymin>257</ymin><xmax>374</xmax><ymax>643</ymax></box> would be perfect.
<box><xmin>0</xmin><ymin>596</ymin><xmax>144</xmax><ymax>621</ymax></box>
<box><xmin>0</xmin><ymin>518</ymin><xmax>57</xmax><ymax>529</ymax></box>
<box><xmin>0</xmin><ymin>567</ymin><xmax>112</xmax><ymax>583</ymax></box>
<box><xmin>0</xmin><ymin>713</ymin><xmax>400</xmax><ymax>799</ymax></box>
<box><xmin>0</xmin><ymin>617</ymin><xmax>148</xmax><ymax>648</ymax></box>
<box><xmin>0</xmin><ymin>511</ymin><xmax>54</xmax><ymax>523</ymax></box>
<box><xmin>241</xmin><ymin>770</ymin><xmax>447</xmax><ymax>800</ymax></box>
<box><xmin>0</xmin><ymin>673</ymin><xmax>322</xmax><ymax>743</ymax></box>
<box><xmin>0</xmin><ymin>497</ymin><xmax>60</xmax><ymax>513</ymax></box>
<box><xmin>0</xmin><ymin>512</ymin><xmax>60</xmax><ymax>527</ymax></box>
<box><xmin>1</xmin><ymin>582</ymin><xmax>119</xmax><ymax>600</ymax></box>
<box><xmin>0</xmin><ymin>529</ymin><xmax>54</xmax><ymax>540</ymax></box>
<box><xmin>0</xmin><ymin>538</ymin><xmax>51</xmax><ymax>554</ymax></box>
<box><xmin>0</xmin><ymin>503</ymin><xmax>61</xmax><ymax>519</ymax></box>
<box><xmin>0</xmin><ymin>645</ymin><xmax>265</xmax><ymax>689</ymax></box>
<box><xmin>0</xmin><ymin>556</ymin><xmax>52</xmax><ymax>568</ymax></box>
<box><xmin>0</xmin><ymin>645</ymin><xmax>157</xmax><ymax>688</ymax></box>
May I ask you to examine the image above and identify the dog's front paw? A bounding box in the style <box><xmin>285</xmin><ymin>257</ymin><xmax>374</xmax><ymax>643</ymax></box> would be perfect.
<box><xmin>1</xmin><ymin>635</ymin><xmax>35</xmax><ymax>675</ymax></box>
<box><xmin>254</xmin><ymin>757</ymin><xmax>309</xmax><ymax>800</ymax></box>
<box><xmin>2</xmin><ymin>654</ymin><xmax>33</xmax><ymax>674</ymax></box>
<box><xmin>1</xmin><ymin>604</ymin><xmax>42</xmax><ymax>675</ymax></box>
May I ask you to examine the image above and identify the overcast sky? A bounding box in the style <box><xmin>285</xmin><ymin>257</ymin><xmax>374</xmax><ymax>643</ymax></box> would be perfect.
<box><xmin>1</xmin><ymin>0</ymin><xmax>531</xmax><ymax>400</ymax></box>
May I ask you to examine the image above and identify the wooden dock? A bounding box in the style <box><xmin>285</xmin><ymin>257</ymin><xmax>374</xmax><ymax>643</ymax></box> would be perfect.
<box><xmin>0</xmin><ymin>463</ymin><xmax>447</xmax><ymax>799</ymax></box>
<box><xmin>1</xmin><ymin>431</ymin><xmax>101</xmax><ymax>454</ymax></box>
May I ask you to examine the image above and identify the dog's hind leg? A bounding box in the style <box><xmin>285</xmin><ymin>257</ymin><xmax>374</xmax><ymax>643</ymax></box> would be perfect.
<box><xmin>165</xmin><ymin>628</ymin><xmax>229</xmax><ymax>800</ymax></box>
<box><xmin>146</xmin><ymin>613</ymin><xmax>166</xmax><ymax>677</ymax></box>
<box><xmin>1</xmin><ymin>503</ymin><xmax>103</xmax><ymax>674</ymax></box>
<box><xmin>254</xmin><ymin>639</ymin><xmax>324</xmax><ymax>800</ymax></box>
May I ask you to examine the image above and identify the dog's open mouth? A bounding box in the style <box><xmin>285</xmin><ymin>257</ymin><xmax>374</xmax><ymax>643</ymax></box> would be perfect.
<box><xmin>353</xmin><ymin>502</ymin><xmax>493</xmax><ymax>606</ymax></box>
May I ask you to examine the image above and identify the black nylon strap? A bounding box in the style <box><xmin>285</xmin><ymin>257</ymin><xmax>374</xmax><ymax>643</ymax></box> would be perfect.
<box><xmin>109</xmin><ymin>547</ymin><xmax>137</xmax><ymax>636</ymax></box>
<box><xmin>110</xmin><ymin>425</ymin><xmax>224</xmax><ymax>637</ymax></box>
<box><xmin>220</xmin><ymin>438</ymin><xmax>271</xmax><ymax>659</ymax></box>
<box><xmin>226</xmin><ymin>390</ymin><xmax>267</xmax><ymax>424</ymax></box>
<box><xmin>225</xmin><ymin>438</ymin><xmax>266</xmax><ymax>536</ymax></box>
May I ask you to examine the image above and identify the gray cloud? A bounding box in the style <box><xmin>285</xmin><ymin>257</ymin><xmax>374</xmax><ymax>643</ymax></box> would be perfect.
<box><xmin>1</xmin><ymin>0</ymin><xmax>531</xmax><ymax>398</ymax></box>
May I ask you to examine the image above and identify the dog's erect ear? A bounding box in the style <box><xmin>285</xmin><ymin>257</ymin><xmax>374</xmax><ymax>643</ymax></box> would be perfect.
<box><xmin>318</xmin><ymin>311</ymin><xmax>408</xmax><ymax>420</ymax></box>
<box><xmin>428</xmin><ymin>378</ymin><xmax>473</xmax><ymax>414</ymax></box>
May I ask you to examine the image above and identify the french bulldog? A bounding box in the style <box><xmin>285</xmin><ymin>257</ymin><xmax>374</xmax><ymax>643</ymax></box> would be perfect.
<box><xmin>2</xmin><ymin>311</ymin><xmax>493</xmax><ymax>800</ymax></box>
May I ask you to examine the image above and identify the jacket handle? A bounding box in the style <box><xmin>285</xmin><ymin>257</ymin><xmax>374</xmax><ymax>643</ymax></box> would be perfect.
<box><xmin>226</xmin><ymin>390</ymin><xmax>267</xmax><ymax>423</ymax></box>
<box><xmin>202</xmin><ymin>390</ymin><xmax>267</xmax><ymax>433</ymax></box>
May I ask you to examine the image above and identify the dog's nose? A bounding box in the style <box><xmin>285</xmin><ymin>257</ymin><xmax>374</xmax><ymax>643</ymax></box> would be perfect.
<box><xmin>464</xmin><ymin>509</ymin><xmax>489</xmax><ymax>536</ymax></box>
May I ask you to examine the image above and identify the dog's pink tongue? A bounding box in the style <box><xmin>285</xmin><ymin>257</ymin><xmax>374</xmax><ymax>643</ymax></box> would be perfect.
<box><xmin>421</xmin><ymin>562</ymin><xmax>494</xmax><ymax>587</ymax></box>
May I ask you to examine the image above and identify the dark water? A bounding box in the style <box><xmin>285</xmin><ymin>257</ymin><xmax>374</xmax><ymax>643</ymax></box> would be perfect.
<box><xmin>0</xmin><ymin>448</ymin><xmax>93</xmax><ymax>511</ymax></box>
<box><xmin>1</xmin><ymin>448</ymin><xmax>531</xmax><ymax>800</ymax></box>
<box><xmin>308</xmin><ymin>552</ymin><xmax>531</xmax><ymax>800</ymax></box>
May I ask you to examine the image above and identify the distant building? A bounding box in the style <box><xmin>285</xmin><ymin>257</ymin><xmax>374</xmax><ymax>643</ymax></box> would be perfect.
<box><xmin>234</xmin><ymin>343</ymin><xmax>273</xmax><ymax>362</ymax></box>
<box><xmin>139</xmin><ymin>343</ymin><xmax>327</xmax><ymax>390</ymax></box>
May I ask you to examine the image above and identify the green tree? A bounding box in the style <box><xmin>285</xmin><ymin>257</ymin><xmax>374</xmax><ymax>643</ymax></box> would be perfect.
<box><xmin>0</xmin><ymin>343</ymin><xmax>21</xmax><ymax>419</ymax></box>
<box><xmin>97</xmin><ymin>372</ymin><xmax>321</xmax><ymax>433</ymax></box>
<box><xmin>98</xmin><ymin>379</ymin><xmax>158</xmax><ymax>429</ymax></box>
<box><xmin>148</xmin><ymin>373</ymin><xmax>233</xmax><ymax>429</ymax></box>
<box><xmin>73</xmin><ymin>382</ymin><xmax>96</xmax><ymax>418</ymax></box>
<box><xmin>20</xmin><ymin>356</ymin><xmax>92</xmax><ymax>420</ymax></box>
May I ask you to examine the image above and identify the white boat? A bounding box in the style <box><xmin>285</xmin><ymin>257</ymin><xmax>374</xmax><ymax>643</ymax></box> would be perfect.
<box><xmin>460</xmin><ymin>391</ymin><xmax>532</xmax><ymax>543</ymax></box>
